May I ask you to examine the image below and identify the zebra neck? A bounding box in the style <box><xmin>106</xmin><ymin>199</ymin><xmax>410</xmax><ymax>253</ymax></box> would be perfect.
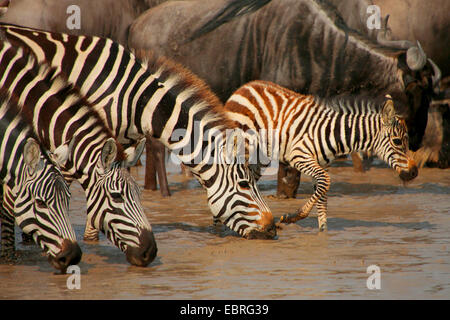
<box><xmin>170</xmin><ymin>121</ymin><xmax>228</xmax><ymax>173</ymax></box>
<box><xmin>334</xmin><ymin>112</ymin><xmax>380</xmax><ymax>156</ymax></box>
<box><xmin>0</xmin><ymin>141</ymin><xmax>27</xmax><ymax>193</ymax></box>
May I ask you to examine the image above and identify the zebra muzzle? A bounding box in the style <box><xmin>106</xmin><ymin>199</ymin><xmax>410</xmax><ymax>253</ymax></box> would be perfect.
<box><xmin>398</xmin><ymin>159</ymin><xmax>418</xmax><ymax>182</ymax></box>
<box><xmin>245</xmin><ymin>222</ymin><xmax>277</xmax><ymax>240</ymax></box>
<box><xmin>48</xmin><ymin>239</ymin><xmax>82</xmax><ymax>272</ymax></box>
<box><xmin>125</xmin><ymin>229</ymin><xmax>158</xmax><ymax>267</ymax></box>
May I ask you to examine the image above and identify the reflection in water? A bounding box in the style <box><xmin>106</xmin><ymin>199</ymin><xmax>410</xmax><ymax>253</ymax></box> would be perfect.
<box><xmin>0</xmin><ymin>162</ymin><xmax>449</xmax><ymax>299</ymax></box>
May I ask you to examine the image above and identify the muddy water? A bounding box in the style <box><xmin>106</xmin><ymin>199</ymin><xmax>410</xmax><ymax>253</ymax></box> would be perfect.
<box><xmin>0</xmin><ymin>159</ymin><xmax>449</xmax><ymax>299</ymax></box>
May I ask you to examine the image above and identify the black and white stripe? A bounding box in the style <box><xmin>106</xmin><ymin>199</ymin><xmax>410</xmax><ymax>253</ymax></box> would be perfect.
<box><xmin>0</xmin><ymin>23</ymin><xmax>276</xmax><ymax>239</ymax></box>
<box><xmin>0</xmin><ymin>89</ymin><xmax>81</xmax><ymax>271</ymax></box>
<box><xmin>225</xmin><ymin>80</ymin><xmax>419</xmax><ymax>231</ymax></box>
<box><xmin>0</xmin><ymin>40</ymin><xmax>156</xmax><ymax>266</ymax></box>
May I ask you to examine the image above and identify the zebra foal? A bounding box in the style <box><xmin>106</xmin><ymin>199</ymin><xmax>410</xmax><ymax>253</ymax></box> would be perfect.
<box><xmin>225</xmin><ymin>81</ymin><xmax>419</xmax><ymax>231</ymax></box>
<box><xmin>0</xmin><ymin>89</ymin><xmax>81</xmax><ymax>271</ymax></box>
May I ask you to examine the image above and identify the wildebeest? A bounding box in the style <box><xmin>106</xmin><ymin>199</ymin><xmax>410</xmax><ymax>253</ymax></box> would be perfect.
<box><xmin>129</xmin><ymin>0</ymin><xmax>440</xmax><ymax>197</ymax></box>
<box><xmin>0</xmin><ymin>0</ymin><xmax>169</xmax><ymax>45</ymax></box>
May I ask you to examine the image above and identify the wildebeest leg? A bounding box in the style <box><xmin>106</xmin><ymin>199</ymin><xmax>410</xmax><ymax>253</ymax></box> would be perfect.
<box><xmin>351</xmin><ymin>152</ymin><xmax>364</xmax><ymax>172</ymax></box>
<box><xmin>280</xmin><ymin>145</ymin><xmax>330</xmax><ymax>231</ymax></box>
<box><xmin>144</xmin><ymin>138</ymin><xmax>171</xmax><ymax>196</ymax></box>
<box><xmin>153</xmin><ymin>139</ymin><xmax>170</xmax><ymax>197</ymax></box>
<box><xmin>144</xmin><ymin>138</ymin><xmax>157</xmax><ymax>191</ymax></box>
<box><xmin>275</xmin><ymin>163</ymin><xmax>300</xmax><ymax>198</ymax></box>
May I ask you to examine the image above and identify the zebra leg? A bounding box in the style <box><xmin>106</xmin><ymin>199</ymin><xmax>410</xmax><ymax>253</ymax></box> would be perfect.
<box><xmin>83</xmin><ymin>219</ymin><xmax>99</xmax><ymax>241</ymax></box>
<box><xmin>280</xmin><ymin>156</ymin><xmax>330</xmax><ymax>229</ymax></box>
<box><xmin>316</xmin><ymin>192</ymin><xmax>328</xmax><ymax>231</ymax></box>
<box><xmin>311</xmin><ymin>178</ymin><xmax>328</xmax><ymax>231</ymax></box>
<box><xmin>0</xmin><ymin>186</ymin><xmax>16</xmax><ymax>257</ymax></box>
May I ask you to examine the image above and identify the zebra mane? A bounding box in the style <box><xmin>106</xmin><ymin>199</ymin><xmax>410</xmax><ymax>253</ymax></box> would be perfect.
<box><xmin>132</xmin><ymin>48</ymin><xmax>238</xmax><ymax>129</ymax></box>
<box><xmin>0</xmin><ymin>87</ymin><xmax>57</xmax><ymax>165</ymax></box>
<box><xmin>12</xmin><ymin>44</ymin><xmax>127</xmax><ymax>162</ymax></box>
<box><xmin>314</xmin><ymin>94</ymin><xmax>389</xmax><ymax>115</ymax></box>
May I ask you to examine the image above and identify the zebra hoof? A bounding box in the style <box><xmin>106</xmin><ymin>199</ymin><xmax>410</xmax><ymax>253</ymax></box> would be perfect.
<box><xmin>279</xmin><ymin>213</ymin><xmax>300</xmax><ymax>224</ymax></box>
<box><xmin>319</xmin><ymin>223</ymin><xmax>328</xmax><ymax>232</ymax></box>
<box><xmin>83</xmin><ymin>234</ymin><xmax>99</xmax><ymax>242</ymax></box>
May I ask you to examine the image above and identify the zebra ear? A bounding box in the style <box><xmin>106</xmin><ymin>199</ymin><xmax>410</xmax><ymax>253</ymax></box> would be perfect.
<box><xmin>101</xmin><ymin>138</ymin><xmax>118</xmax><ymax>170</ymax></box>
<box><xmin>381</xmin><ymin>95</ymin><xmax>396</xmax><ymax>126</ymax></box>
<box><xmin>48</xmin><ymin>137</ymin><xmax>75</xmax><ymax>167</ymax></box>
<box><xmin>124</xmin><ymin>138</ymin><xmax>146</xmax><ymax>168</ymax></box>
<box><xmin>23</xmin><ymin>138</ymin><xmax>43</xmax><ymax>173</ymax></box>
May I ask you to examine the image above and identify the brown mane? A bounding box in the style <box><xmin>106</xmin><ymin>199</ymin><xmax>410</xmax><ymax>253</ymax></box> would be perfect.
<box><xmin>132</xmin><ymin>48</ymin><xmax>238</xmax><ymax>130</ymax></box>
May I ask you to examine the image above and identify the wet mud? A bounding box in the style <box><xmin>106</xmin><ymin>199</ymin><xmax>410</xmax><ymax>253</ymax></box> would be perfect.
<box><xmin>0</xmin><ymin>158</ymin><xmax>449</xmax><ymax>299</ymax></box>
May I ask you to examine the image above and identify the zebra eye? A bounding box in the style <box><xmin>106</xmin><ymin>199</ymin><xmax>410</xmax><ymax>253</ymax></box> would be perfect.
<box><xmin>110</xmin><ymin>192</ymin><xmax>124</xmax><ymax>203</ymax></box>
<box><xmin>35</xmin><ymin>199</ymin><xmax>48</xmax><ymax>208</ymax></box>
<box><xmin>238</xmin><ymin>181</ymin><xmax>251</xmax><ymax>189</ymax></box>
<box><xmin>392</xmin><ymin>138</ymin><xmax>403</xmax><ymax>146</ymax></box>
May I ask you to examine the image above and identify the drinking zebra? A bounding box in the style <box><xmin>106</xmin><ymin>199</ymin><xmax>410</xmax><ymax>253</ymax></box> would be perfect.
<box><xmin>0</xmin><ymin>40</ymin><xmax>156</xmax><ymax>266</ymax></box>
<box><xmin>224</xmin><ymin>80</ymin><xmax>419</xmax><ymax>231</ymax></box>
<box><xmin>0</xmin><ymin>89</ymin><xmax>81</xmax><ymax>271</ymax></box>
<box><xmin>0</xmin><ymin>23</ymin><xmax>276</xmax><ymax>239</ymax></box>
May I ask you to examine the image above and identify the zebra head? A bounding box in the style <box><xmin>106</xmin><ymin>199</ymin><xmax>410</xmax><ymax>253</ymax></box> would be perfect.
<box><xmin>191</xmin><ymin>128</ymin><xmax>276</xmax><ymax>239</ymax></box>
<box><xmin>13</xmin><ymin>138</ymin><xmax>81</xmax><ymax>271</ymax></box>
<box><xmin>87</xmin><ymin>138</ymin><xmax>157</xmax><ymax>267</ymax></box>
<box><xmin>375</xmin><ymin>96</ymin><xmax>418</xmax><ymax>182</ymax></box>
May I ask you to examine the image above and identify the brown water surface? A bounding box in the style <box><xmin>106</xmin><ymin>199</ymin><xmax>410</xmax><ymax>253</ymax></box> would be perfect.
<box><xmin>0</xmin><ymin>159</ymin><xmax>449</xmax><ymax>299</ymax></box>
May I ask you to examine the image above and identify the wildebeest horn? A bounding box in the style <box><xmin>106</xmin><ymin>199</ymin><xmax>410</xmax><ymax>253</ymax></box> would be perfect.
<box><xmin>0</xmin><ymin>0</ymin><xmax>9</xmax><ymax>16</ymax></box>
<box><xmin>427</xmin><ymin>58</ymin><xmax>442</xmax><ymax>90</ymax></box>
<box><xmin>406</xmin><ymin>41</ymin><xmax>427</xmax><ymax>71</ymax></box>
<box><xmin>377</xmin><ymin>14</ymin><xmax>415</xmax><ymax>49</ymax></box>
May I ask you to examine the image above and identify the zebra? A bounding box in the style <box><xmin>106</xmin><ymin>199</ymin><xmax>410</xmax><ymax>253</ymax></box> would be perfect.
<box><xmin>0</xmin><ymin>89</ymin><xmax>81</xmax><ymax>271</ymax></box>
<box><xmin>0</xmin><ymin>23</ymin><xmax>276</xmax><ymax>239</ymax></box>
<box><xmin>224</xmin><ymin>80</ymin><xmax>419</xmax><ymax>231</ymax></box>
<box><xmin>0</xmin><ymin>40</ymin><xmax>156</xmax><ymax>266</ymax></box>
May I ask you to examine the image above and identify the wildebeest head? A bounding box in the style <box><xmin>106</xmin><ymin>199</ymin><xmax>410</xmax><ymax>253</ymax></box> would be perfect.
<box><xmin>378</xmin><ymin>22</ymin><xmax>441</xmax><ymax>152</ymax></box>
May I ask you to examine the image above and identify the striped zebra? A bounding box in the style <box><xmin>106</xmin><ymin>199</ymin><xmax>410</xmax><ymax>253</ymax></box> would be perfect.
<box><xmin>224</xmin><ymin>80</ymin><xmax>419</xmax><ymax>231</ymax></box>
<box><xmin>0</xmin><ymin>23</ymin><xmax>276</xmax><ymax>239</ymax></box>
<box><xmin>0</xmin><ymin>89</ymin><xmax>81</xmax><ymax>271</ymax></box>
<box><xmin>0</xmin><ymin>40</ymin><xmax>156</xmax><ymax>266</ymax></box>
